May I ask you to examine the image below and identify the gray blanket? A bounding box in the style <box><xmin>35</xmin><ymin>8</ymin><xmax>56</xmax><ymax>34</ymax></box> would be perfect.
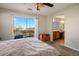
<box><xmin>0</xmin><ymin>37</ymin><xmax>60</xmax><ymax>56</ymax></box>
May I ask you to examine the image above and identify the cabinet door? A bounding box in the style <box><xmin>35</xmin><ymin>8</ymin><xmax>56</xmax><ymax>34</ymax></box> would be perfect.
<box><xmin>53</xmin><ymin>31</ymin><xmax>60</xmax><ymax>40</ymax></box>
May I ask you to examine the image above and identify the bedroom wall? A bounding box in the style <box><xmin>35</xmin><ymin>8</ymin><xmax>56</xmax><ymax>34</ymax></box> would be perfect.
<box><xmin>46</xmin><ymin>4</ymin><xmax>79</xmax><ymax>51</ymax></box>
<box><xmin>0</xmin><ymin>8</ymin><xmax>47</xmax><ymax>40</ymax></box>
<box><xmin>38</xmin><ymin>15</ymin><xmax>47</xmax><ymax>34</ymax></box>
<box><xmin>64</xmin><ymin>5</ymin><xmax>79</xmax><ymax>51</ymax></box>
<box><xmin>0</xmin><ymin>14</ymin><xmax>1</xmax><ymax>38</ymax></box>
<box><xmin>46</xmin><ymin>16</ymin><xmax>53</xmax><ymax>41</ymax></box>
<box><xmin>0</xmin><ymin>11</ymin><xmax>14</xmax><ymax>40</ymax></box>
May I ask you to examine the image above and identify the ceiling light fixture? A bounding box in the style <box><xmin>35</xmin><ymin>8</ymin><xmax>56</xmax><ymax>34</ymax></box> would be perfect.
<box><xmin>36</xmin><ymin>3</ymin><xmax>44</xmax><ymax>11</ymax></box>
<box><xmin>35</xmin><ymin>3</ymin><xmax>54</xmax><ymax>11</ymax></box>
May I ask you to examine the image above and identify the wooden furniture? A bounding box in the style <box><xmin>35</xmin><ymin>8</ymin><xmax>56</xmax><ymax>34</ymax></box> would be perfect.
<box><xmin>53</xmin><ymin>31</ymin><xmax>60</xmax><ymax>40</ymax></box>
<box><xmin>39</xmin><ymin>34</ymin><xmax>50</xmax><ymax>42</ymax></box>
<box><xmin>53</xmin><ymin>31</ymin><xmax>64</xmax><ymax>40</ymax></box>
<box><xmin>60</xmin><ymin>32</ymin><xmax>64</xmax><ymax>39</ymax></box>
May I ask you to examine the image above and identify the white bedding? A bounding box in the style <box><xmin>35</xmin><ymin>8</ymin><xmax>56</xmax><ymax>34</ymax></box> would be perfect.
<box><xmin>0</xmin><ymin>37</ymin><xmax>60</xmax><ymax>56</ymax></box>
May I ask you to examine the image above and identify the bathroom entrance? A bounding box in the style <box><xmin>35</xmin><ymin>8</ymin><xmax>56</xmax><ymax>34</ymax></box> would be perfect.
<box><xmin>52</xmin><ymin>15</ymin><xmax>65</xmax><ymax>47</ymax></box>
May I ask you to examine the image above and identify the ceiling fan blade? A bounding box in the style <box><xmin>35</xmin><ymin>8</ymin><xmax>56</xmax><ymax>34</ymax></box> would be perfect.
<box><xmin>43</xmin><ymin>3</ymin><xmax>54</xmax><ymax>7</ymax></box>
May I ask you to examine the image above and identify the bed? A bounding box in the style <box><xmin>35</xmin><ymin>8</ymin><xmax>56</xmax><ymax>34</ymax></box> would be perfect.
<box><xmin>0</xmin><ymin>37</ymin><xmax>60</xmax><ymax>56</ymax></box>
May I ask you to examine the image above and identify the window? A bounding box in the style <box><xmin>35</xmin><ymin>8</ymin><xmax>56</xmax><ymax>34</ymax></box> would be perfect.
<box><xmin>14</xmin><ymin>17</ymin><xmax>36</xmax><ymax>39</ymax></box>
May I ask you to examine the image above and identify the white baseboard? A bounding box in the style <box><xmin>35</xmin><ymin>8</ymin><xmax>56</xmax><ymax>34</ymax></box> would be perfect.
<box><xmin>65</xmin><ymin>45</ymin><xmax>79</xmax><ymax>52</ymax></box>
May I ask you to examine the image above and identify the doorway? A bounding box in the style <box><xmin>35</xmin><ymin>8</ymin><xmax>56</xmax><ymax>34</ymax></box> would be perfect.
<box><xmin>52</xmin><ymin>15</ymin><xmax>65</xmax><ymax>47</ymax></box>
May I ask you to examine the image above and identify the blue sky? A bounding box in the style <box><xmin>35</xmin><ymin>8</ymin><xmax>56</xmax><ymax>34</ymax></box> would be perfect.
<box><xmin>14</xmin><ymin>17</ymin><xmax>36</xmax><ymax>28</ymax></box>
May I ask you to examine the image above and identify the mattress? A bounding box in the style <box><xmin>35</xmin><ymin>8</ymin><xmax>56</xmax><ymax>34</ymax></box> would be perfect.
<box><xmin>0</xmin><ymin>37</ymin><xmax>60</xmax><ymax>56</ymax></box>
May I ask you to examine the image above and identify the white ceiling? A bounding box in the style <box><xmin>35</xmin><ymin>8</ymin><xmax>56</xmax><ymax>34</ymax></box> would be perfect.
<box><xmin>0</xmin><ymin>3</ymin><xmax>75</xmax><ymax>16</ymax></box>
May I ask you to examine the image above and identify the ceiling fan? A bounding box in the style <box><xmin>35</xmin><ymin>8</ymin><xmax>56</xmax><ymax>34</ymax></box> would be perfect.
<box><xmin>36</xmin><ymin>3</ymin><xmax>54</xmax><ymax>11</ymax></box>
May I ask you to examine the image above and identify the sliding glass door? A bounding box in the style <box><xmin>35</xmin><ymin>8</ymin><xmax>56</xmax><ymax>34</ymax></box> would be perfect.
<box><xmin>14</xmin><ymin>17</ymin><xmax>36</xmax><ymax>39</ymax></box>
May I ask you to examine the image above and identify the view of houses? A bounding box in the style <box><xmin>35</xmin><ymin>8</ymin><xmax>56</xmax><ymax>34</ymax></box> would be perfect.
<box><xmin>14</xmin><ymin>27</ymin><xmax>35</xmax><ymax>38</ymax></box>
